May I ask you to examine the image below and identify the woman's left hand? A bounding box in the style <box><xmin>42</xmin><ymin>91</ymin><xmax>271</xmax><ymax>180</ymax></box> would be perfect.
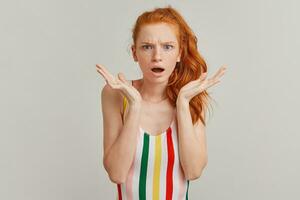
<box><xmin>177</xmin><ymin>65</ymin><xmax>228</xmax><ymax>104</ymax></box>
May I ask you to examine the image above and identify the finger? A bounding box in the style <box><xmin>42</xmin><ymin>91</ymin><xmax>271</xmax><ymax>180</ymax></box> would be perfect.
<box><xmin>211</xmin><ymin>65</ymin><xmax>227</xmax><ymax>80</ymax></box>
<box><xmin>211</xmin><ymin>66</ymin><xmax>225</xmax><ymax>79</ymax></box>
<box><xmin>117</xmin><ymin>73</ymin><xmax>130</xmax><ymax>85</ymax></box>
<box><xmin>96</xmin><ymin>64</ymin><xmax>109</xmax><ymax>78</ymax></box>
<box><xmin>186</xmin><ymin>72</ymin><xmax>207</xmax><ymax>90</ymax></box>
<box><xmin>96</xmin><ymin>67</ymin><xmax>109</xmax><ymax>82</ymax></box>
<box><xmin>193</xmin><ymin>66</ymin><xmax>226</xmax><ymax>93</ymax></box>
<box><xmin>213</xmin><ymin>69</ymin><xmax>226</xmax><ymax>83</ymax></box>
<box><xmin>210</xmin><ymin>69</ymin><xmax>222</xmax><ymax>80</ymax></box>
<box><xmin>208</xmin><ymin>66</ymin><xmax>226</xmax><ymax>85</ymax></box>
<box><xmin>185</xmin><ymin>75</ymin><xmax>208</xmax><ymax>95</ymax></box>
<box><xmin>96</xmin><ymin>67</ymin><xmax>111</xmax><ymax>83</ymax></box>
<box><xmin>96</xmin><ymin>64</ymin><xmax>115</xmax><ymax>80</ymax></box>
<box><xmin>188</xmin><ymin>79</ymin><xmax>209</xmax><ymax>98</ymax></box>
<box><xmin>96</xmin><ymin>64</ymin><xmax>106</xmax><ymax>73</ymax></box>
<box><xmin>217</xmin><ymin>65</ymin><xmax>227</xmax><ymax>78</ymax></box>
<box><xmin>193</xmin><ymin>72</ymin><xmax>207</xmax><ymax>87</ymax></box>
<box><xmin>206</xmin><ymin>79</ymin><xmax>221</xmax><ymax>89</ymax></box>
<box><xmin>96</xmin><ymin>64</ymin><xmax>118</xmax><ymax>85</ymax></box>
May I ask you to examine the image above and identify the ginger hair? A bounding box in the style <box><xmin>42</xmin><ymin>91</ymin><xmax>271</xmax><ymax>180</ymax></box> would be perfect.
<box><xmin>131</xmin><ymin>5</ymin><xmax>214</xmax><ymax>126</ymax></box>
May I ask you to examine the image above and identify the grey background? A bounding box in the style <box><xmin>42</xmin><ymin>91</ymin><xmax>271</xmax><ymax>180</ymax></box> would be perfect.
<box><xmin>1</xmin><ymin>0</ymin><xmax>299</xmax><ymax>199</ymax></box>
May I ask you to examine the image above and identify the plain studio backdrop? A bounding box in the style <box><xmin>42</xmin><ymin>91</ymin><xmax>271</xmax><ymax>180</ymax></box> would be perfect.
<box><xmin>1</xmin><ymin>0</ymin><xmax>299</xmax><ymax>199</ymax></box>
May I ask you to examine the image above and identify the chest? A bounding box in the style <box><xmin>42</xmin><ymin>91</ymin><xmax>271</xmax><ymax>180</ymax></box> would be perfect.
<box><xmin>135</xmin><ymin>119</ymin><xmax>180</xmax><ymax>173</ymax></box>
<box><xmin>139</xmin><ymin>101</ymin><xmax>176</xmax><ymax>136</ymax></box>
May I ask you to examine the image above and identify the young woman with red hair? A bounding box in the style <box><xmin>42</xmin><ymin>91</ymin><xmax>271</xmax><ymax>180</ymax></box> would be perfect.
<box><xmin>96</xmin><ymin>5</ymin><xmax>227</xmax><ymax>200</ymax></box>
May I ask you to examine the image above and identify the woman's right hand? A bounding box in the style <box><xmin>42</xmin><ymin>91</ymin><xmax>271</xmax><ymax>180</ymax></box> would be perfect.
<box><xmin>96</xmin><ymin>64</ymin><xmax>142</xmax><ymax>106</ymax></box>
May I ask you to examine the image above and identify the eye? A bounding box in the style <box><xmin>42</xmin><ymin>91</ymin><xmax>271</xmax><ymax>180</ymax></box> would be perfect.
<box><xmin>164</xmin><ymin>44</ymin><xmax>174</xmax><ymax>50</ymax></box>
<box><xmin>142</xmin><ymin>45</ymin><xmax>153</xmax><ymax>50</ymax></box>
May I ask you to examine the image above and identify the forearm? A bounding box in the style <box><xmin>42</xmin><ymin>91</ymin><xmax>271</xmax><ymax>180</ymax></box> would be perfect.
<box><xmin>176</xmin><ymin>99</ymin><xmax>207</xmax><ymax>180</ymax></box>
<box><xmin>103</xmin><ymin>104</ymin><xmax>141</xmax><ymax>183</ymax></box>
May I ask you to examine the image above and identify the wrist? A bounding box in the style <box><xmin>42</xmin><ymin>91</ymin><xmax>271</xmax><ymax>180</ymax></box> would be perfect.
<box><xmin>129</xmin><ymin>102</ymin><xmax>142</xmax><ymax>111</ymax></box>
<box><xmin>176</xmin><ymin>95</ymin><xmax>189</xmax><ymax>107</ymax></box>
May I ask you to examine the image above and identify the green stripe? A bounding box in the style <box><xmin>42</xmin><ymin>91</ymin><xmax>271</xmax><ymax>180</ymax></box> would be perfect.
<box><xmin>139</xmin><ymin>133</ymin><xmax>149</xmax><ymax>200</ymax></box>
<box><xmin>186</xmin><ymin>180</ymin><xmax>190</xmax><ymax>200</ymax></box>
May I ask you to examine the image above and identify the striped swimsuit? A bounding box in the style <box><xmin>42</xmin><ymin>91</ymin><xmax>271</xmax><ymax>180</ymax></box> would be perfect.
<box><xmin>116</xmin><ymin>81</ymin><xmax>190</xmax><ymax>200</ymax></box>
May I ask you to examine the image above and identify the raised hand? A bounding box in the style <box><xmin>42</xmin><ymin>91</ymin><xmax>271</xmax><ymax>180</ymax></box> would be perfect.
<box><xmin>96</xmin><ymin>64</ymin><xmax>142</xmax><ymax>105</ymax></box>
<box><xmin>177</xmin><ymin>65</ymin><xmax>228</xmax><ymax>104</ymax></box>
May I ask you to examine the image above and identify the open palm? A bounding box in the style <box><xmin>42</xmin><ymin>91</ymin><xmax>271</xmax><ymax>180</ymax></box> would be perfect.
<box><xmin>178</xmin><ymin>65</ymin><xmax>228</xmax><ymax>102</ymax></box>
<box><xmin>96</xmin><ymin>64</ymin><xmax>142</xmax><ymax>104</ymax></box>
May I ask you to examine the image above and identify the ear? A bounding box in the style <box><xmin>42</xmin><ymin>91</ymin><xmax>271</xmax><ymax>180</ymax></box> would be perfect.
<box><xmin>176</xmin><ymin>48</ymin><xmax>182</xmax><ymax>62</ymax></box>
<box><xmin>131</xmin><ymin>45</ymin><xmax>138</xmax><ymax>62</ymax></box>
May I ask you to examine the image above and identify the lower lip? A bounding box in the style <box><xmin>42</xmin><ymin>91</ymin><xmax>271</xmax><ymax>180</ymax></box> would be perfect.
<box><xmin>151</xmin><ymin>70</ymin><xmax>165</xmax><ymax>77</ymax></box>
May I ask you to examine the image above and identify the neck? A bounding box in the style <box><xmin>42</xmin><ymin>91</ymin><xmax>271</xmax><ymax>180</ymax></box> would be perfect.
<box><xmin>139</xmin><ymin>78</ymin><xmax>168</xmax><ymax>102</ymax></box>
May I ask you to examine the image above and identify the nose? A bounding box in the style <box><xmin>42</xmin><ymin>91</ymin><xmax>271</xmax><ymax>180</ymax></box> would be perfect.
<box><xmin>152</xmin><ymin>46</ymin><xmax>162</xmax><ymax>62</ymax></box>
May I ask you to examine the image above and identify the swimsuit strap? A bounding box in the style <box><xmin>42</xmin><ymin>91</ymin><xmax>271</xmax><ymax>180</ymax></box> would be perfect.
<box><xmin>122</xmin><ymin>80</ymin><xmax>134</xmax><ymax>121</ymax></box>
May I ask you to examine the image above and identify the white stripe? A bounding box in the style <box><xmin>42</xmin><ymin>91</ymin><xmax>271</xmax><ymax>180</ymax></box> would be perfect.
<box><xmin>146</xmin><ymin>136</ymin><xmax>154</xmax><ymax>199</ymax></box>
<box><xmin>174</xmin><ymin>122</ymin><xmax>188</xmax><ymax>200</ymax></box>
<box><xmin>159</xmin><ymin>133</ymin><xmax>167</xmax><ymax>199</ymax></box>
<box><xmin>121</xmin><ymin>182</ymin><xmax>126</xmax><ymax>200</ymax></box>
<box><xmin>131</xmin><ymin>131</ymin><xmax>144</xmax><ymax>199</ymax></box>
<box><xmin>172</xmin><ymin>125</ymin><xmax>180</xmax><ymax>200</ymax></box>
<box><xmin>121</xmin><ymin>118</ymin><xmax>190</xmax><ymax>199</ymax></box>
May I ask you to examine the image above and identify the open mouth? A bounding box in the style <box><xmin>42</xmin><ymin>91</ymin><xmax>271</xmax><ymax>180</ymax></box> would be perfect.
<box><xmin>151</xmin><ymin>67</ymin><xmax>165</xmax><ymax>73</ymax></box>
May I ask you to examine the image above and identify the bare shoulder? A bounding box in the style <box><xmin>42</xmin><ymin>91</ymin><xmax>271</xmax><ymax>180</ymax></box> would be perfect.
<box><xmin>101</xmin><ymin>84</ymin><xmax>124</xmax><ymax>114</ymax></box>
<box><xmin>101</xmin><ymin>84</ymin><xmax>124</xmax><ymax>160</ymax></box>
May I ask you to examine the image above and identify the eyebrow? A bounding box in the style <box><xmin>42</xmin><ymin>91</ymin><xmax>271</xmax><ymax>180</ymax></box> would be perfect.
<box><xmin>141</xmin><ymin>41</ymin><xmax>176</xmax><ymax>44</ymax></box>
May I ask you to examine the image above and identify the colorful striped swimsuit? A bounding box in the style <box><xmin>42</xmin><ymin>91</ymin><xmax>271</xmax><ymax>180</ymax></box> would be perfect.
<box><xmin>116</xmin><ymin>81</ymin><xmax>190</xmax><ymax>200</ymax></box>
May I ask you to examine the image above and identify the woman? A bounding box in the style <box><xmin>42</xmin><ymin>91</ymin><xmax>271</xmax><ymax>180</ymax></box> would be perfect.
<box><xmin>96</xmin><ymin>6</ymin><xmax>227</xmax><ymax>200</ymax></box>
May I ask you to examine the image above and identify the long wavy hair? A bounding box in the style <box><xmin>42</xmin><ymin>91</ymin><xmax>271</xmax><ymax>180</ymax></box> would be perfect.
<box><xmin>131</xmin><ymin>5</ymin><xmax>214</xmax><ymax>126</ymax></box>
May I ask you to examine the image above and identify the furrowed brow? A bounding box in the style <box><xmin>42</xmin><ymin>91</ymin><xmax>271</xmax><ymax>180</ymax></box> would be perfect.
<box><xmin>141</xmin><ymin>41</ymin><xmax>176</xmax><ymax>44</ymax></box>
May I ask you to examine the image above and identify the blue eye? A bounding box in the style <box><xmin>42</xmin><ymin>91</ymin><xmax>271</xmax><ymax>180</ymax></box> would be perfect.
<box><xmin>142</xmin><ymin>45</ymin><xmax>152</xmax><ymax>50</ymax></box>
<box><xmin>141</xmin><ymin>44</ymin><xmax>174</xmax><ymax>50</ymax></box>
<box><xmin>164</xmin><ymin>44</ymin><xmax>174</xmax><ymax>50</ymax></box>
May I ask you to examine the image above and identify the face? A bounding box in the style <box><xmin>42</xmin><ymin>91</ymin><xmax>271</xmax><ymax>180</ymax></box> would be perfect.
<box><xmin>131</xmin><ymin>23</ymin><xmax>182</xmax><ymax>82</ymax></box>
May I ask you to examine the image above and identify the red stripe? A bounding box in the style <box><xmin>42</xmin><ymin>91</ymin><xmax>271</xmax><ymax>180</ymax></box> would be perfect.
<box><xmin>117</xmin><ymin>184</ymin><xmax>122</xmax><ymax>200</ymax></box>
<box><xmin>166</xmin><ymin>127</ymin><xmax>175</xmax><ymax>200</ymax></box>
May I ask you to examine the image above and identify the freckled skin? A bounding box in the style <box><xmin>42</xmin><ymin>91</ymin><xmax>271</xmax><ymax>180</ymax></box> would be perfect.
<box><xmin>131</xmin><ymin>23</ymin><xmax>182</xmax><ymax>84</ymax></box>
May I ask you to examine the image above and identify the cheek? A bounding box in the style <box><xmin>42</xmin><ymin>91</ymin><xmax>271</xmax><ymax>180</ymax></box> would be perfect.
<box><xmin>136</xmin><ymin>51</ymin><xmax>148</xmax><ymax>61</ymax></box>
<box><xmin>137</xmin><ymin>57</ymin><xmax>148</xmax><ymax>67</ymax></box>
<box><xmin>167</xmin><ymin>62</ymin><xmax>177</xmax><ymax>73</ymax></box>
<box><xmin>166</xmin><ymin>54</ymin><xmax>179</xmax><ymax>66</ymax></box>
<box><xmin>136</xmin><ymin>52</ymin><xmax>151</xmax><ymax>67</ymax></box>
<box><xmin>135</xmin><ymin>56</ymin><xmax>149</xmax><ymax>73</ymax></box>
<box><xmin>165</xmin><ymin>57</ymin><xmax>179</xmax><ymax>74</ymax></box>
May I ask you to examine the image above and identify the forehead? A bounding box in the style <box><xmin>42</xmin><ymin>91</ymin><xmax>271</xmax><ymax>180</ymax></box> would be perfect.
<box><xmin>136</xmin><ymin>23</ymin><xmax>178</xmax><ymax>43</ymax></box>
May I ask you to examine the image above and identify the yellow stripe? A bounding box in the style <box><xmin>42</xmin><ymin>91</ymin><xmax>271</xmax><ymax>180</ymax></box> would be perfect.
<box><xmin>152</xmin><ymin>135</ymin><xmax>162</xmax><ymax>200</ymax></box>
<box><xmin>122</xmin><ymin>96</ymin><xmax>127</xmax><ymax>121</ymax></box>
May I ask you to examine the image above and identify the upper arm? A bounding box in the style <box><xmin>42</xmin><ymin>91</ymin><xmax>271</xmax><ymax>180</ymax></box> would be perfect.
<box><xmin>101</xmin><ymin>84</ymin><xmax>123</xmax><ymax>163</ymax></box>
<box><xmin>193</xmin><ymin>109</ymin><xmax>208</xmax><ymax>165</ymax></box>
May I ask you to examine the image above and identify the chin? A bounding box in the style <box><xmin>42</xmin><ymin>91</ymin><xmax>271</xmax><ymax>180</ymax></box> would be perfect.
<box><xmin>144</xmin><ymin>74</ymin><xmax>169</xmax><ymax>84</ymax></box>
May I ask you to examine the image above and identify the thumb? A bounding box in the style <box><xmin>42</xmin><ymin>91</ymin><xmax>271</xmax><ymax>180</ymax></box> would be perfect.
<box><xmin>200</xmin><ymin>72</ymin><xmax>207</xmax><ymax>80</ymax></box>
